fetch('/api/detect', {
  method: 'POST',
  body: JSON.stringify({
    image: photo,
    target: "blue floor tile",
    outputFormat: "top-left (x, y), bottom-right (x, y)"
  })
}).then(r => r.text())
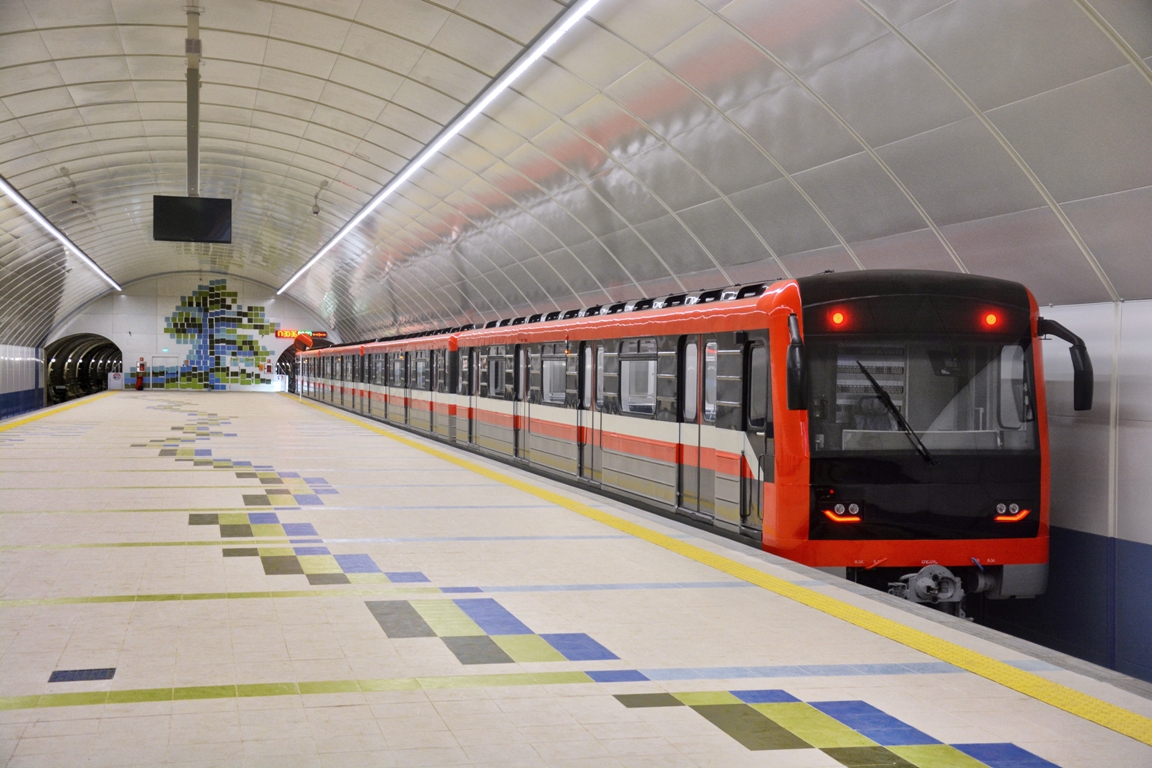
top-left (335, 554), bottom-right (382, 573)
top-left (294, 494), bottom-right (323, 505)
top-left (811, 701), bottom-right (939, 746)
top-left (247, 512), bottom-right (280, 525)
top-left (49, 668), bottom-right (115, 682)
top-left (455, 598), bottom-right (532, 635)
top-left (384, 571), bottom-right (430, 583)
top-left (731, 690), bottom-right (800, 704)
top-left (282, 523), bottom-right (319, 536)
top-left (587, 670), bottom-right (648, 683)
top-left (953, 743), bottom-right (1059, 767)
top-left (294, 546), bottom-right (330, 555)
top-left (441, 587), bottom-right (483, 593)
top-left (540, 633), bottom-right (618, 661)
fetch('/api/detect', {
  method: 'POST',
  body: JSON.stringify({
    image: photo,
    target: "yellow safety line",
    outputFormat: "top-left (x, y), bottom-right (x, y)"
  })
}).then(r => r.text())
top-left (286, 394), bottom-right (1152, 746)
top-left (0, 391), bottom-right (114, 433)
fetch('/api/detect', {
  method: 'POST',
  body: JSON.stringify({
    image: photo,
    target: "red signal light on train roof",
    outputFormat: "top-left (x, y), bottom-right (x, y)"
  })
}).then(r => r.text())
top-left (983, 312), bottom-right (999, 327)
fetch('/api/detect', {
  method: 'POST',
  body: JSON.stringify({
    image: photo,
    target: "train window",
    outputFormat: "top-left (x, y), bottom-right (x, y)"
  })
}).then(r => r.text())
top-left (683, 341), bottom-right (698, 422)
top-left (620, 359), bottom-right (657, 415)
top-left (747, 344), bottom-right (770, 430)
top-left (542, 358), bottom-right (566, 404)
top-left (999, 345), bottom-right (1032, 429)
top-left (390, 354), bottom-right (406, 387)
top-left (488, 348), bottom-right (504, 399)
top-left (596, 346), bottom-right (606, 408)
top-left (704, 342), bottom-right (718, 422)
top-left (582, 346), bottom-right (592, 409)
top-left (518, 348), bottom-right (527, 401)
top-left (414, 353), bottom-right (430, 391)
top-left (459, 350), bottom-right (471, 396)
top-left (716, 344), bottom-right (744, 430)
top-left (806, 340), bottom-right (1037, 453)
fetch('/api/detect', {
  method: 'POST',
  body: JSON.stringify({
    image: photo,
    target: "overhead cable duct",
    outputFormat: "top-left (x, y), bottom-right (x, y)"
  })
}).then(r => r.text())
top-left (0, 173), bottom-right (121, 291)
top-left (186, 2), bottom-right (201, 197)
top-left (277, 0), bottom-right (603, 295)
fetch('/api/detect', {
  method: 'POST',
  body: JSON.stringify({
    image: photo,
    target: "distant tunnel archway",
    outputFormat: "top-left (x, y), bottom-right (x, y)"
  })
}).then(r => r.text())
top-left (276, 336), bottom-right (332, 393)
top-left (45, 334), bottom-right (122, 405)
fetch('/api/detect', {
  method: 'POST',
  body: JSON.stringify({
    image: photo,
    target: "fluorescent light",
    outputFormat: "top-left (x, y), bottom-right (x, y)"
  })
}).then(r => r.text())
top-left (0, 173), bottom-right (121, 291)
top-left (277, 0), bottom-right (603, 295)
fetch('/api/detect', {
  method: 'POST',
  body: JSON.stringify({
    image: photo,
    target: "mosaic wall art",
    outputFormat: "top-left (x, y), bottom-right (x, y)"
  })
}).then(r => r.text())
top-left (162, 279), bottom-right (278, 389)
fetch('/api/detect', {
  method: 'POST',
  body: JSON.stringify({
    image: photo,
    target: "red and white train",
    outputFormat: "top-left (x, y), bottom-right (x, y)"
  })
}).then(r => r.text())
top-left (298, 270), bottom-right (1093, 609)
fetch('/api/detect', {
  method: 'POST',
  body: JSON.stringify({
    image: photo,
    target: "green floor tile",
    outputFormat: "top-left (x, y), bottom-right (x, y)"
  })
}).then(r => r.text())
top-left (410, 599), bottom-right (485, 636)
top-left (492, 634), bottom-right (566, 662)
top-left (888, 745), bottom-right (990, 768)
top-left (0, 696), bottom-right (40, 711)
top-left (752, 702), bottom-right (877, 748)
top-left (615, 693), bottom-right (684, 708)
top-left (307, 573), bottom-right (350, 585)
top-left (220, 524), bottom-right (253, 538)
top-left (236, 682), bottom-right (299, 697)
top-left (261, 556), bottom-right (304, 575)
top-left (108, 688), bottom-right (174, 704)
top-left (297, 680), bottom-right (359, 694)
top-left (173, 685), bottom-right (237, 700)
top-left (218, 512), bottom-right (248, 525)
top-left (242, 495), bottom-right (271, 507)
top-left (442, 635), bottom-right (514, 665)
top-left (674, 691), bottom-right (742, 706)
top-left (366, 600), bottom-right (436, 638)
top-left (692, 704), bottom-right (811, 751)
top-left (358, 678), bottom-right (420, 692)
top-left (824, 746), bottom-right (919, 767)
top-left (37, 692), bottom-right (109, 708)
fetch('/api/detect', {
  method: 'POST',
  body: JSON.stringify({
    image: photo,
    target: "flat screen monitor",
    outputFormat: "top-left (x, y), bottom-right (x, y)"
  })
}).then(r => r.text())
top-left (153, 195), bottom-right (232, 243)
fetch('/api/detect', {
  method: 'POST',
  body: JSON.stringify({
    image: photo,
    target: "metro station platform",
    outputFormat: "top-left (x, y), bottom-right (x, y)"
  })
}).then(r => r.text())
top-left (2, 392), bottom-right (1150, 768)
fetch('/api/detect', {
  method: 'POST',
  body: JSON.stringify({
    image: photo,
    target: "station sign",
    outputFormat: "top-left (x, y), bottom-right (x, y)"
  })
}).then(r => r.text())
top-left (275, 330), bottom-right (328, 339)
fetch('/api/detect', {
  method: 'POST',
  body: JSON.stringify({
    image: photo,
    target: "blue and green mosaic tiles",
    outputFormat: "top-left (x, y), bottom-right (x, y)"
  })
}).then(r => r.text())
top-left (162, 279), bottom-right (278, 389)
top-left (366, 597), bottom-right (618, 666)
top-left (615, 690), bottom-right (1058, 767)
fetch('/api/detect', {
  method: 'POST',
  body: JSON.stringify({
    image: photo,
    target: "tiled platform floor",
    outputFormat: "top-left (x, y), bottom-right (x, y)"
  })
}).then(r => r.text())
top-left (1, 391), bottom-right (1150, 767)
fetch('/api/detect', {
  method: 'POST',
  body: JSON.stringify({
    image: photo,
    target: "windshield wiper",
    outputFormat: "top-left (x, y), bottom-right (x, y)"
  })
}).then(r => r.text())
top-left (855, 361), bottom-right (936, 465)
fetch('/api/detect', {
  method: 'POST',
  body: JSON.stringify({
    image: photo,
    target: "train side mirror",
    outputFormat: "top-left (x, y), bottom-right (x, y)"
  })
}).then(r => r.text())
top-left (786, 314), bottom-right (807, 411)
top-left (1039, 317), bottom-right (1093, 411)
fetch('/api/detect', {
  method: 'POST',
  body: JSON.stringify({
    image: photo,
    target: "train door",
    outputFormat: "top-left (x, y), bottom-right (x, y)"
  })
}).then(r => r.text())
top-left (358, 353), bottom-right (366, 415)
top-left (741, 334), bottom-right (772, 534)
top-left (577, 343), bottom-right (599, 482)
top-left (351, 355), bottom-right (359, 412)
top-left (461, 348), bottom-right (475, 444)
top-left (678, 337), bottom-right (705, 517)
top-left (366, 354), bottom-right (373, 415)
top-left (513, 345), bottom-right (527, 461)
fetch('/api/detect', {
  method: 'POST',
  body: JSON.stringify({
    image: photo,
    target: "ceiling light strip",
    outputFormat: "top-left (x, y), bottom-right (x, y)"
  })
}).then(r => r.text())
top-left (0, 173), bottom-right (121, 291)
top-left (277, 0), bottom-right (603, 295)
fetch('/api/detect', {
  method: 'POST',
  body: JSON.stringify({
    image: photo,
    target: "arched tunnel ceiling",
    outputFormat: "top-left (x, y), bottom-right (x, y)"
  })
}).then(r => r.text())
top-left (2, 0), bottom-right (1151, 346)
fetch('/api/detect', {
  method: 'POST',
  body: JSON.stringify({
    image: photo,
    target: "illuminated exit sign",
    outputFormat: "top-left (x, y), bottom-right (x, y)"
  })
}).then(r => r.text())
top-left (276, 330), bottom-right (328, 339)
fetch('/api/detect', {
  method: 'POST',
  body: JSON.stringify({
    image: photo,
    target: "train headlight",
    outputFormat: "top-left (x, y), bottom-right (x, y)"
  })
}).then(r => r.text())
top-left (834, 503), bottom-right (846, 515)
top-left (995, 502), bottom-right (1031, 522)
top-left (848, 503), bottom-right (859, 515)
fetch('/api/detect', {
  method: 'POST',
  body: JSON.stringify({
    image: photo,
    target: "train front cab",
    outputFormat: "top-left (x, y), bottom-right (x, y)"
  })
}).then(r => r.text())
top-left (766, 271), bottom-right (1080, 609)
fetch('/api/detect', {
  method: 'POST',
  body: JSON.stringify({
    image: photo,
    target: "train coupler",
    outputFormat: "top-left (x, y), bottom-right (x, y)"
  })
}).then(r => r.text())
top-left (889, 565), bottom-right (965, 608)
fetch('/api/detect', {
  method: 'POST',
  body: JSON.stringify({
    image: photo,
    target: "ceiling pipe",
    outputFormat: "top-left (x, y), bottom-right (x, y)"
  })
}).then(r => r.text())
top-left (186, 2), bottom-right (202, 197)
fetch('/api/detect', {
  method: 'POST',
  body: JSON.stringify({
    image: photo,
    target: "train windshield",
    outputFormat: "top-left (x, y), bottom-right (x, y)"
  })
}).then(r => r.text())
top-left (806, 338), bottom-right (1038, 454)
